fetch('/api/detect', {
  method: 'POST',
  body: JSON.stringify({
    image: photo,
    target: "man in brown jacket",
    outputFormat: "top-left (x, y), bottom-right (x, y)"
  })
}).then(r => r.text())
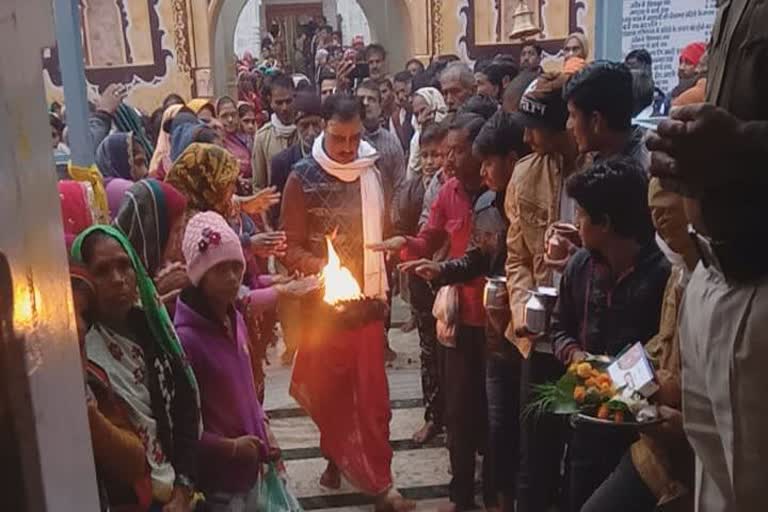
top-left (504, 73), bottom-right (579, 512)
top-left (252, 74), bottom-right (298, 190)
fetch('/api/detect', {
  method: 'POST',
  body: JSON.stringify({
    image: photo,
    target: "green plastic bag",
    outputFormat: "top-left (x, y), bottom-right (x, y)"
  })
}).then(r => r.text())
top-left (248, 463), bottom-right (303, 512)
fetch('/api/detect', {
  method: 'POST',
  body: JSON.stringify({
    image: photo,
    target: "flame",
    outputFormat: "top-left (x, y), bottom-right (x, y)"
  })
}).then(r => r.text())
top-left (321, 237), bottom-right (362, 305)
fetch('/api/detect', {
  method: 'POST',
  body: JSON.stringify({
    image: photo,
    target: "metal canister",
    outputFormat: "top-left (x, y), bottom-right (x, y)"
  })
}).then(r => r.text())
top-left (483, 276), bottom-right (509, 311)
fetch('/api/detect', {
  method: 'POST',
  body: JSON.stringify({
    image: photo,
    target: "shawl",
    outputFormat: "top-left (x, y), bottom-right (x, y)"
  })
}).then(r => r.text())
top-left (165, 143), bottom-right (240, 216)
top-left (312, 133), bottom-right (388, 299)
top-left (408, 87), bottom-right (447, 178)
top-left (149, 104), bottom-right (184, 179)
top-left (68, 162), bottom-right (110, 223)
top-left (72, 226), bottom-right (200, 501)
top-left (115, 103), bottom-right (154, 158)
top-left (271, 113), bottom-right (297, 138)
top-left (113, 179), bottom-right (188, 276)
top-left (413, 87), bottom-right (448, 127)
top-left (95, 133), bottom-right (134, 181)
top-left (58, 180), bottom-right (97, 249)
top-left (71, 225), bottom-right (199, 393)
top-left (105, 178), bottom-right (134, 219)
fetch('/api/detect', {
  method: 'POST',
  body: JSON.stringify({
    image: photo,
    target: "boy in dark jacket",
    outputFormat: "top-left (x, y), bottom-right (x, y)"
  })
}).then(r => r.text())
top-left (400, 110), bottom-right (529, 511)
top-left (550, 158), bottom-right (670, 511)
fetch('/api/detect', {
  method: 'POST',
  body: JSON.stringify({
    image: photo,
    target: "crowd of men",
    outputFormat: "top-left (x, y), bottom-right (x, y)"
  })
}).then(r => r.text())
top-left (27, 2), bottom-right (768, 510)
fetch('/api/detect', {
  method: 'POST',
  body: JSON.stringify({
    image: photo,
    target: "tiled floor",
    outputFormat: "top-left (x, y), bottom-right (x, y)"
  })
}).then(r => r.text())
top-left (264, 299), bottom-right (455, 511)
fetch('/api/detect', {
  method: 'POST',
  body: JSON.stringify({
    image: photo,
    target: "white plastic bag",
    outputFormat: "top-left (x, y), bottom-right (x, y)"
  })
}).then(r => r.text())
top-left (432, 285), bottom-right (459, 348)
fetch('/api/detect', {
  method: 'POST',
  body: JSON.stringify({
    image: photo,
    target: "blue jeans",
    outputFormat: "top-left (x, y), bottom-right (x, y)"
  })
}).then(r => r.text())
top-left (485, 351), bottom-right (522, 510)
top-left (581, 452), bottom-right (657, 512)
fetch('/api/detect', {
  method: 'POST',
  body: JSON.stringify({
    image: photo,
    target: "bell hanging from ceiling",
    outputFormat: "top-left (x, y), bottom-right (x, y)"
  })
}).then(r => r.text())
top-left (508, 0), bottom-right (541, 41)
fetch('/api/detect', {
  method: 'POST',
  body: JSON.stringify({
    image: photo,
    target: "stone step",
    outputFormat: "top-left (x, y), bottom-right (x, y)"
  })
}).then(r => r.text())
top-left (285, 447), bottom-right (450, 504)
top-left (271, 406), bottom-right (442, 454)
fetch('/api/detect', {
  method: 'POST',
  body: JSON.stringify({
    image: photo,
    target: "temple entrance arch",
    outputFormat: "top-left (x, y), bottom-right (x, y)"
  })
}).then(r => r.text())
top-left (209, 0), bottom-right (416, 96)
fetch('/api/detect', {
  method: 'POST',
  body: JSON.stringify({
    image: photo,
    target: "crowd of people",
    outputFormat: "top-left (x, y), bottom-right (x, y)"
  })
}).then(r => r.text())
top-left (42, 1), bottom-right (768, 510)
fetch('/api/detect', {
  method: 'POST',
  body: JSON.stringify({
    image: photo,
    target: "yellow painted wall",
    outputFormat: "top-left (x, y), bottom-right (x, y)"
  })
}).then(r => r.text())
top-left (45, 0), bottom-right (596, 114)
top-left (45, 0), bottom-right (211, 115)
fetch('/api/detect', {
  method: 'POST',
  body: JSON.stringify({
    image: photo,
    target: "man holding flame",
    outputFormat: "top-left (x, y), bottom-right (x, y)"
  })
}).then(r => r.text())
top-left (280, 93), bottom-right (414, 511)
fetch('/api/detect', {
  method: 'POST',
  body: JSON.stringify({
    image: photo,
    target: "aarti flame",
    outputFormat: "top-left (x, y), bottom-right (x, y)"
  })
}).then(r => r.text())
top-left (322, 237), bottom-right (362, 305)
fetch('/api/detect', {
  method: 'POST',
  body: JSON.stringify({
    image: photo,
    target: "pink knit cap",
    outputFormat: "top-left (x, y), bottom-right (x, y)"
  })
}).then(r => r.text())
top-left (182, 211), bottom-right (245, 286)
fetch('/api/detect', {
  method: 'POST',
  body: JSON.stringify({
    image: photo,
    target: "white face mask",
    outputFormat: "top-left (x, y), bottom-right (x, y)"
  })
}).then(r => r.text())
top-left (656, 232), bottom-right (685, 267)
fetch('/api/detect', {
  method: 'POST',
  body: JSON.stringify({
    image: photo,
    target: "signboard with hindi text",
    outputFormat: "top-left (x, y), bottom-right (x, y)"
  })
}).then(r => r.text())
top-left (622, 0), bottom-right (716, 94)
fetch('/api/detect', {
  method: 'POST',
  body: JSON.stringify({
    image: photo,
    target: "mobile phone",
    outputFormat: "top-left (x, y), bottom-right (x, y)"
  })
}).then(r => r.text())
top-left (350, 63), bottom-right (369, 81)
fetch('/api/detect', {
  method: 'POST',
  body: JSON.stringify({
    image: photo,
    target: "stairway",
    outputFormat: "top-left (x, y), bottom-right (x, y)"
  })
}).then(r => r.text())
top-left (264, 302), bottom-right (453, 511)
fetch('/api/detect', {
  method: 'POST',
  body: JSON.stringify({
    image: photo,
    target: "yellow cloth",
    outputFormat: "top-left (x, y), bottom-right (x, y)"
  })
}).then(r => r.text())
top-left (165, 143), bottom-right (240, 216)
top-left (187, 98), bottom-right (215, 115)
top-left (68, 162), bottom-right (109, 223)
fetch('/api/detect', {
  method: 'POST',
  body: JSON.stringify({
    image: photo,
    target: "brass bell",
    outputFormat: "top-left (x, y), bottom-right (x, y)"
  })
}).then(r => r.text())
top-left (508, 0), bottom-right (541, 40)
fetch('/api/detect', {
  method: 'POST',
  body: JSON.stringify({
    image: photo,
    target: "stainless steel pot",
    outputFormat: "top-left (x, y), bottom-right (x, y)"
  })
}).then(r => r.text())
top-left (483, 276), bottom-right (509, 311)
top-left (524, 286), bottom-right (558, 334)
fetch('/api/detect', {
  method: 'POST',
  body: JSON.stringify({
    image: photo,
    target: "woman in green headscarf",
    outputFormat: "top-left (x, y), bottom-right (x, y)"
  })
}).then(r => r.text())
top-left (72, 225), bottom-right (200, 511)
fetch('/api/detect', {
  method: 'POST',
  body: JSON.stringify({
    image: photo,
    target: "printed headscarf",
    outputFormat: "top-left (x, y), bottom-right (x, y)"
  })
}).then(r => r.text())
top-left (95, 133), bottom-right (135, 181)
top-left (165, 143), bottom-right (240, 216)
top-left (70, 225), bottom-right (199, 394)
top-left (113, 179), bottom-right (188, 276)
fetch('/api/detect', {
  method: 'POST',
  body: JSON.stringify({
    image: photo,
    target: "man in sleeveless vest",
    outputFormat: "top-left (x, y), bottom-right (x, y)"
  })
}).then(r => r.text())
top-left (280, 93), bottom-right (414, 512)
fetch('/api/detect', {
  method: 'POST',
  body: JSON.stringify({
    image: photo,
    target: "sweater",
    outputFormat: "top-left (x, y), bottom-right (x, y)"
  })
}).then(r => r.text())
top-left (174, 290), bottom-right (268, 494)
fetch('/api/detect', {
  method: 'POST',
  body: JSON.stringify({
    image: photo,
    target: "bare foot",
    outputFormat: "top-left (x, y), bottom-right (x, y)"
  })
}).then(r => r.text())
top-left (411, 421), bottom-right (439, 445)
top-left (280, 348), bottom-right (295, 366)
top-left (401, 315), bottom-right (417, 333)
top-left (385, 345), bottom-right (398, 363)
top-left (319, 461), bottom-right (341, 490)
top-left (375, 488), bottom-right (416, 512)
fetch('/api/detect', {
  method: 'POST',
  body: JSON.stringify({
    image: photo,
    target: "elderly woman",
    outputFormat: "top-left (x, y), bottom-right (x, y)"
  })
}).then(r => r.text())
top-left (407, 87), bottom-right (448, 179)
top-left (72, 226), bottom-right (200, 511)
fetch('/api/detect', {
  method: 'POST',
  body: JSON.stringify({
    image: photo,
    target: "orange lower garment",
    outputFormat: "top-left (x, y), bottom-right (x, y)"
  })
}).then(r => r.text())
top-left (290, 320), bottom-right (393, 495)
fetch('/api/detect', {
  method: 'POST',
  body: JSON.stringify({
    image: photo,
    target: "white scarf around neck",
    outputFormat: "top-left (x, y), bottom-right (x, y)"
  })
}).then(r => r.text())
top-left (312, 133), bottom-right (389, 299)
top-left (271, 113), bottom-right (297, 138)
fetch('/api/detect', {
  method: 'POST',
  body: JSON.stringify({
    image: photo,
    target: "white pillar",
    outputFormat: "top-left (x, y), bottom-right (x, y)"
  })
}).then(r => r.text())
top-left (0, 0), bottom-right (100, 510)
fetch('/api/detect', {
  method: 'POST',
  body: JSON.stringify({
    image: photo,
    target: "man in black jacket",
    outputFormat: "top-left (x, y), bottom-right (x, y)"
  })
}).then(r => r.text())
top-left (400, 110), bottom-right (529, 512)
top-left (550, 158), bottom-right (670, 511)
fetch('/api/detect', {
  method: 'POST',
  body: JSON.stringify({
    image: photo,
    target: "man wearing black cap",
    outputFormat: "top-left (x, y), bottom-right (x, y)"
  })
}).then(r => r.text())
top-left (504, 72), bottom-right (580, 512)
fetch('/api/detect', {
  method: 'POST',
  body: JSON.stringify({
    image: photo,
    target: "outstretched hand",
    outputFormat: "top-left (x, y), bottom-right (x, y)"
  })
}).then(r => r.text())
top-left (366, 236), bottom-right (407, 253)
top-left (236, 186), bottom-right (282, 216)
top-left (398, 259), bottom-right (441, 281)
